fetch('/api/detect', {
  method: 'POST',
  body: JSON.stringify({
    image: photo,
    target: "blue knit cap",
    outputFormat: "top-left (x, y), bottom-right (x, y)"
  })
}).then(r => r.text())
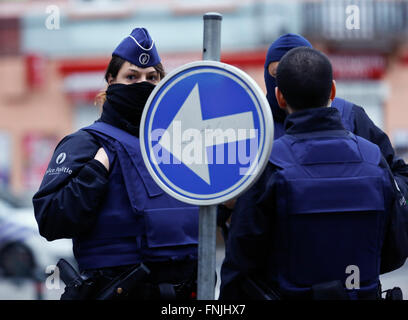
top-left (264, 34), bottom-right (313, 124)
top-left (112, 28), bottom-right (161, 68)
top-left (264, 33), bottom-right (312, 68)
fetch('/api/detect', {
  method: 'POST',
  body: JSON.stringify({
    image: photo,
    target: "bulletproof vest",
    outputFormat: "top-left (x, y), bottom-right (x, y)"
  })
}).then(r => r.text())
top-left (274, 122), bottom-right (285, 140)
top-left (74, 122), bottom-right (198, 271)
top-left (268, 130), bottom-right (389, 299)
top-left (273, 97), bottom-right (354, 140)
top-left (332, 97), bottom-right (355, 132)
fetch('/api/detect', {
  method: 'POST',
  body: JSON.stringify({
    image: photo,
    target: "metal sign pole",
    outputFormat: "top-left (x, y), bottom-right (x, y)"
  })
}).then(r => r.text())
top-left (203, 12), bottom-right (222, 61)
top-left (197, 205), bottom-right (218, 300)
top-left (197, 12), bottom-right (222, 300)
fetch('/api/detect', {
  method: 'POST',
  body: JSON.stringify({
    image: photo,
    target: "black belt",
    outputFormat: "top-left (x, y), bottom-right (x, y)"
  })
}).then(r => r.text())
top-left (81, 262), bottom-right (197, 300)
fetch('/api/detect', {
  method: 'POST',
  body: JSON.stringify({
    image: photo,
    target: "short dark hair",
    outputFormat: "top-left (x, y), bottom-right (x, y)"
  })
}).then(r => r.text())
top-left (276, 47), bottom-right (333, 110)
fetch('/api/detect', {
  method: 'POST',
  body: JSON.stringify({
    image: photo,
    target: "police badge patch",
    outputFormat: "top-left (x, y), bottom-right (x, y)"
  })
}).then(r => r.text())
top-left (139, 53), bottom-right (150, 65)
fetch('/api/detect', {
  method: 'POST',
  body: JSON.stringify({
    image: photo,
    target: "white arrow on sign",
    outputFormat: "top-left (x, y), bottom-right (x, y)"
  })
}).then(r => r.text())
top-left (158, 83), bottom-right (255, 185)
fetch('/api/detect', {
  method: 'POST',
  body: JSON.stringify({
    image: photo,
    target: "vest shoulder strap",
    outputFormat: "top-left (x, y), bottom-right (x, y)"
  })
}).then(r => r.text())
top-left (269, 135), bottom-right (297, 168)
top-left (332, 97), bottom-right (355, 132)
top-left (82, 121), bottom-right (140, 151)
top-left (82, 121), bottom-right (163, 199)
top-left (354, 135), bottom-right (382, 165)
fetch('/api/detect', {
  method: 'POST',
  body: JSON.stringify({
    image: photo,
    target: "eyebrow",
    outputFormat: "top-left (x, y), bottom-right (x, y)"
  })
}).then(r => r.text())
top-left (128, 68), bottom-right (158, 75)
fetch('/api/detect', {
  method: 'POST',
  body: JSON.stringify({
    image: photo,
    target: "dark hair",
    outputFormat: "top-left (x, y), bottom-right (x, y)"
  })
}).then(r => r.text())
top-left (276, 47), bottom-right (333, 110)
top-left (95, 55), bottom-right (166, 107)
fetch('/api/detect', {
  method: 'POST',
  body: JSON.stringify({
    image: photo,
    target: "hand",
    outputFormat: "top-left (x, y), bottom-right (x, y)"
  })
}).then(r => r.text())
top-left (94, 147), bottom-right (109, 172)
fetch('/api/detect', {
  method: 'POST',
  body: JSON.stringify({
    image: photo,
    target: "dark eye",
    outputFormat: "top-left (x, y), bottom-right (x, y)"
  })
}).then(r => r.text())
top-left (127, 75), bottom-right (136, 80)
top-left (148, 75), bottom-right (158, 81)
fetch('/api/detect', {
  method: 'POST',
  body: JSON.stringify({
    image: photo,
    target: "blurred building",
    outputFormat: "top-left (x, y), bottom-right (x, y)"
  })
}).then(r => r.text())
top-left (0, 0), bottom-right (407, 197)
top-left (302, 0), bottom-right (408, 161)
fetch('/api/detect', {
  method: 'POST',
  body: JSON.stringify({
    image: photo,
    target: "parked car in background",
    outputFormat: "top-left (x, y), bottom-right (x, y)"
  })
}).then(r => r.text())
top-left (0, 189), bottom-right (75, 282)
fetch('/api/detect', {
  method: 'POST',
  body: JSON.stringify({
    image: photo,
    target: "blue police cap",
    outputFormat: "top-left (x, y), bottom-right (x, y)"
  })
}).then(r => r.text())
top-left (112, 28), bottom-right (161, 68)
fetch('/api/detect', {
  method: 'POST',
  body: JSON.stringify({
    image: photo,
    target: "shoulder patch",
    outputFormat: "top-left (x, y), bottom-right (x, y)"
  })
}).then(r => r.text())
top-left (44, 130), bottom-right (100, 178)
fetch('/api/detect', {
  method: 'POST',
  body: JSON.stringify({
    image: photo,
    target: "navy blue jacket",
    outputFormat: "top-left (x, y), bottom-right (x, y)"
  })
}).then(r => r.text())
top-left (219, 107), bottom-right (408, 300)
top-left (33, 129), bottom-right (109, 241)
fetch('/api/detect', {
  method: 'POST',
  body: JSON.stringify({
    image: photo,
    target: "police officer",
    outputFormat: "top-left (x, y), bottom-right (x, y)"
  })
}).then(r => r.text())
top-left (33, 28), bottom-right (199, 300)
top-left (219, 47), bottom-right (408, 300)
top-left (217, 33), bottom-right (408, 237)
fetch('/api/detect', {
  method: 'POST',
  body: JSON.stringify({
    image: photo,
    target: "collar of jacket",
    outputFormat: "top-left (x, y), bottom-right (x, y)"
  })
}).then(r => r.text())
top-left (98, 100), bottom-right (140, 137)
top-left (284, 106), bottom-right (346, 135)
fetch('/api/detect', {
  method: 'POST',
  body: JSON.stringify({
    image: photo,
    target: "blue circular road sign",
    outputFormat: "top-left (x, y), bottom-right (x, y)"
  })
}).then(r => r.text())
top-left (140, 61), bottom-right (273, 205)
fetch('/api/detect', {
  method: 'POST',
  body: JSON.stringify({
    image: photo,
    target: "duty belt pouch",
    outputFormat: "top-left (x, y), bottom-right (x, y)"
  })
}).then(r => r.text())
top-left (384, 287), bottom-right (403, 300)
top-left (312, 280), bottom-right (350, 300)
top-left (94, 263), bottom-right (151, 300)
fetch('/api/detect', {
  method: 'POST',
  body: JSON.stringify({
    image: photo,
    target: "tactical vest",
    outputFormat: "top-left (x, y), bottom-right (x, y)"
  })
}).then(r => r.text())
top-left (74, 122), bottom-right (199, 271)
top-left (273, 97), bottom-right (354, 140)
top-left (268, 130), bottom-right (389, 299)
top-left (332, 97), bottom-right (355, 132)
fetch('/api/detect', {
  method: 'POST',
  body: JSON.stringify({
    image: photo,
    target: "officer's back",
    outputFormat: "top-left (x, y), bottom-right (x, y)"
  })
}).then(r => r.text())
top-left (219, 47), bottom-right (408, 300)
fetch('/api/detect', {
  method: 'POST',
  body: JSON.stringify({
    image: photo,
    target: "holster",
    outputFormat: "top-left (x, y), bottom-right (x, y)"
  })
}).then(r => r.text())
top-left (57, 259), bottom-right (94, 300)
top-left (60, 282), bottom-right (94, 300)
top-left (57, 259), bottom-right (151, 300)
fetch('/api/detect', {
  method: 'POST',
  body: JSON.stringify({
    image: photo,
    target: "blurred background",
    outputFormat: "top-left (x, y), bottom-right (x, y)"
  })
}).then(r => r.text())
top-left (0, 0), bottom-right (407, 300)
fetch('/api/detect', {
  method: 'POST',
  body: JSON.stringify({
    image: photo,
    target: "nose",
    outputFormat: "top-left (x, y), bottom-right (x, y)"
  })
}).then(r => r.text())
top-left (137, 75), bottom-right (147, 83)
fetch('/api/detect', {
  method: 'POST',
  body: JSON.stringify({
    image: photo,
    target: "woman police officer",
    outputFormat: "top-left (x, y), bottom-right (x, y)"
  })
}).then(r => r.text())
top-left (32, 28), bottom-right (199, 299)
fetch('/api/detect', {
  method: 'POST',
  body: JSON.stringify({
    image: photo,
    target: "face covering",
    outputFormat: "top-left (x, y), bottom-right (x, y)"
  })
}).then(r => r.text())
top-left (264, 70), bottom-right (287, 123)
top-left (101, 81), bottom-right (156, 136)
top-left (264, 33), bottom-right (313, 124)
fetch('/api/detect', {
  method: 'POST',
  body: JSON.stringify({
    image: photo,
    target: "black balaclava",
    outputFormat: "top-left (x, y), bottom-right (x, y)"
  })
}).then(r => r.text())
top-left (264, 33), bottom-right (313, 124)
top-left (101, 81), bottom-right (155, 137)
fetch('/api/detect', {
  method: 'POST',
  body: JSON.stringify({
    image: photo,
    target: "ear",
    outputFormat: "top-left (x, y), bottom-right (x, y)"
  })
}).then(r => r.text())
top-left (275, 87), bottom-right (288, 110)
top-left (330, 80), bottom-right (336, 102)
top-left (107, 74), bottom-right (115, 85)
